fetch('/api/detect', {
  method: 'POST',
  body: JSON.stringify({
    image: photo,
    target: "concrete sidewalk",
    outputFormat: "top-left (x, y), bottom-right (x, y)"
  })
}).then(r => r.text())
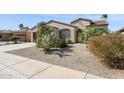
top-left (0, 43), bottom-right (35, 52)
top-left (0, 43), bottom-right (105, 79)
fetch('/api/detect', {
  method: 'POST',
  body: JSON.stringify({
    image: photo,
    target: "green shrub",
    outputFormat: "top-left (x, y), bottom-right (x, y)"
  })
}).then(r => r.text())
top-left (88, 35), bottom-right (124, 69)
top-left (59, 39), bottom-right (68, 48)
top-left (65, 39), bottom-right (73, 44)
top-left (85, 27), bottom-right (110, 43)
top-left (77, 32), bottom-right (85, 43)
top-left (77, 27), bottom-right (110, 44)
top-left (36, 22), bottom-right (61, 53)
top-left (9, 35), bottom-right (20, 44)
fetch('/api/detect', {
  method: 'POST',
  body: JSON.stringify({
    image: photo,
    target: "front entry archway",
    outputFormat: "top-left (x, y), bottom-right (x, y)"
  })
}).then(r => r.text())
top-left (33, 32), bottom-right (37, 42)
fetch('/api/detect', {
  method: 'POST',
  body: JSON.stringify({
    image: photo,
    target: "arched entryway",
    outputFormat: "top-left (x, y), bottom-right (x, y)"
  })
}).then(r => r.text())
top-left (33, 32), bottom-right (37, 42)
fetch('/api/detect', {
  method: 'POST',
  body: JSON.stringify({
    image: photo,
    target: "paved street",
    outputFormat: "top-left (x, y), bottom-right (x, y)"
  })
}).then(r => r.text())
top-left (0, 43), bottom-right (105, 79)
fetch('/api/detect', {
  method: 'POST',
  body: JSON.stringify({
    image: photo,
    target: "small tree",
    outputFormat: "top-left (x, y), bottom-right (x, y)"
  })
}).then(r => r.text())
top-left (77, 27), bottom-right (110, 44)
top-left (36, 22), bottom-right (60, 53)
top-left (9, 35), bottom-right (20, 44)
top-left (101, 14), bottom-right (108, 20)
top-left (19, 24), bottom-right (24, 30)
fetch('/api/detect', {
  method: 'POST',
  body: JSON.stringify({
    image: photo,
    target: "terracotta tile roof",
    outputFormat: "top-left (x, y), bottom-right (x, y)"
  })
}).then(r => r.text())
top-left (93, 20), bottom-right (108, 26)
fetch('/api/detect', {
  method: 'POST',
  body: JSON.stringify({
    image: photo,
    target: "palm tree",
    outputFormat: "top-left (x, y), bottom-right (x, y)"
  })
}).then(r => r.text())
top-left (19, 24), bottom-right (24, 30)
top-left (101, 14), bottom-right (108, 20)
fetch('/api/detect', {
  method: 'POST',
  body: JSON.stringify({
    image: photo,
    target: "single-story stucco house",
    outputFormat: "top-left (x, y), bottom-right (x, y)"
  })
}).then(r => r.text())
top-left (0, 18), bottom-right (108, 43)
top-left (31, 18), bottom-right (108, 43)
top-left (0, 28), bottom-right (33, 42)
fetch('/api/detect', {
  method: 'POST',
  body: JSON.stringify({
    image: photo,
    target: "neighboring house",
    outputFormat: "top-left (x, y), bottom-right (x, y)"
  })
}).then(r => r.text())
top-left (0, 30), bottom-right (13, 41)
top-left (93, 20), bottom-right (108, 29)
top-left (0, 18), bottom-right (109, 43)
top-left (0, 29), bottom-right (33, 42)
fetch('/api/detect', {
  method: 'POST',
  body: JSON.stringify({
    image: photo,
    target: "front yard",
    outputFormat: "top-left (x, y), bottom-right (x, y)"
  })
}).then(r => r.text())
top-left (7, 44), bottom-right (124, 79)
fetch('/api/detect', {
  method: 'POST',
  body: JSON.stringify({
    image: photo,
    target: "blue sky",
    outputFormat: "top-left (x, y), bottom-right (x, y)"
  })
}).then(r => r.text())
top-left (0, 14), bottom-right (123, 31)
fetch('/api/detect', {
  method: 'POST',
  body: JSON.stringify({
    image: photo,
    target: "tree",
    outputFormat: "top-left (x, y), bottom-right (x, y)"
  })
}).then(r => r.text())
top-left (77, 27), bottom-right (110, 44)
top-left (85, 27), bottom-right (110, 43)
top-left (19, 24), bottom-right (24, 30)
top-left (101, 14), bottom-right (108, 20)
top-left (36, 22), bottom-right (60, 53)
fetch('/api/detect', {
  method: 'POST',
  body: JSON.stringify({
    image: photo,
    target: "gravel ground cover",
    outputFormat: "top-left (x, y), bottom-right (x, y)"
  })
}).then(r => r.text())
top-left (7, 44), bottom-right (124, 79)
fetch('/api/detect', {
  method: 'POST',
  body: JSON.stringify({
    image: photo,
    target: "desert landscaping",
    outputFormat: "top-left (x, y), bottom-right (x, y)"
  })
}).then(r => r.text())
top-left (1, 14), bottom-right (124, 79)
top-left (6, 43), bottom-right (124, 79)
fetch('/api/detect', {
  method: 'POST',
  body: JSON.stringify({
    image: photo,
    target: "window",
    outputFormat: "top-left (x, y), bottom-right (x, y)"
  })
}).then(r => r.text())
top-left (0, 35), bottom-right (2, 39)
top-left (59, 29), bottom-right (71, 39)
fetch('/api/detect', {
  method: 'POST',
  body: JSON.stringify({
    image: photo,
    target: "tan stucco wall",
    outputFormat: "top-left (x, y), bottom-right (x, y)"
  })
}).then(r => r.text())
top-left (0, 30), bottom-right (33, 42)
top-left (71, 20), bottom-right (91, 30)
top-left (0, 33), bottom-right (12, 41)
top-left (71, 20), bottom-right (108, 30)
top-left (47, 22), bottom-right (78, 43)
top-left (13, 31), bottom-right (26, 42)
top-left (26, 31), bottom-right (33, 42)
top-left (13, 30), bottom-right (33, 42)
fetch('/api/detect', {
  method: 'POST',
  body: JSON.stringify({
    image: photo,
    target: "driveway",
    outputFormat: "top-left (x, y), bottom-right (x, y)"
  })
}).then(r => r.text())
top-left (0, 43), bottom-right (104, 79)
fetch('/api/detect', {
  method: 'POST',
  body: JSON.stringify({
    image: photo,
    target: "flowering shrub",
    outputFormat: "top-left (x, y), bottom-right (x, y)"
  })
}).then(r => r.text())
top-left (36, 22), bottom-right (61, 53)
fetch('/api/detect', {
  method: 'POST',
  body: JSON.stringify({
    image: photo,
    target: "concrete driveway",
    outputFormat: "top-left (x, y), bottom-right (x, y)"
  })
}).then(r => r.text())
top-left (0, 43), bottom-right (105, 79)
